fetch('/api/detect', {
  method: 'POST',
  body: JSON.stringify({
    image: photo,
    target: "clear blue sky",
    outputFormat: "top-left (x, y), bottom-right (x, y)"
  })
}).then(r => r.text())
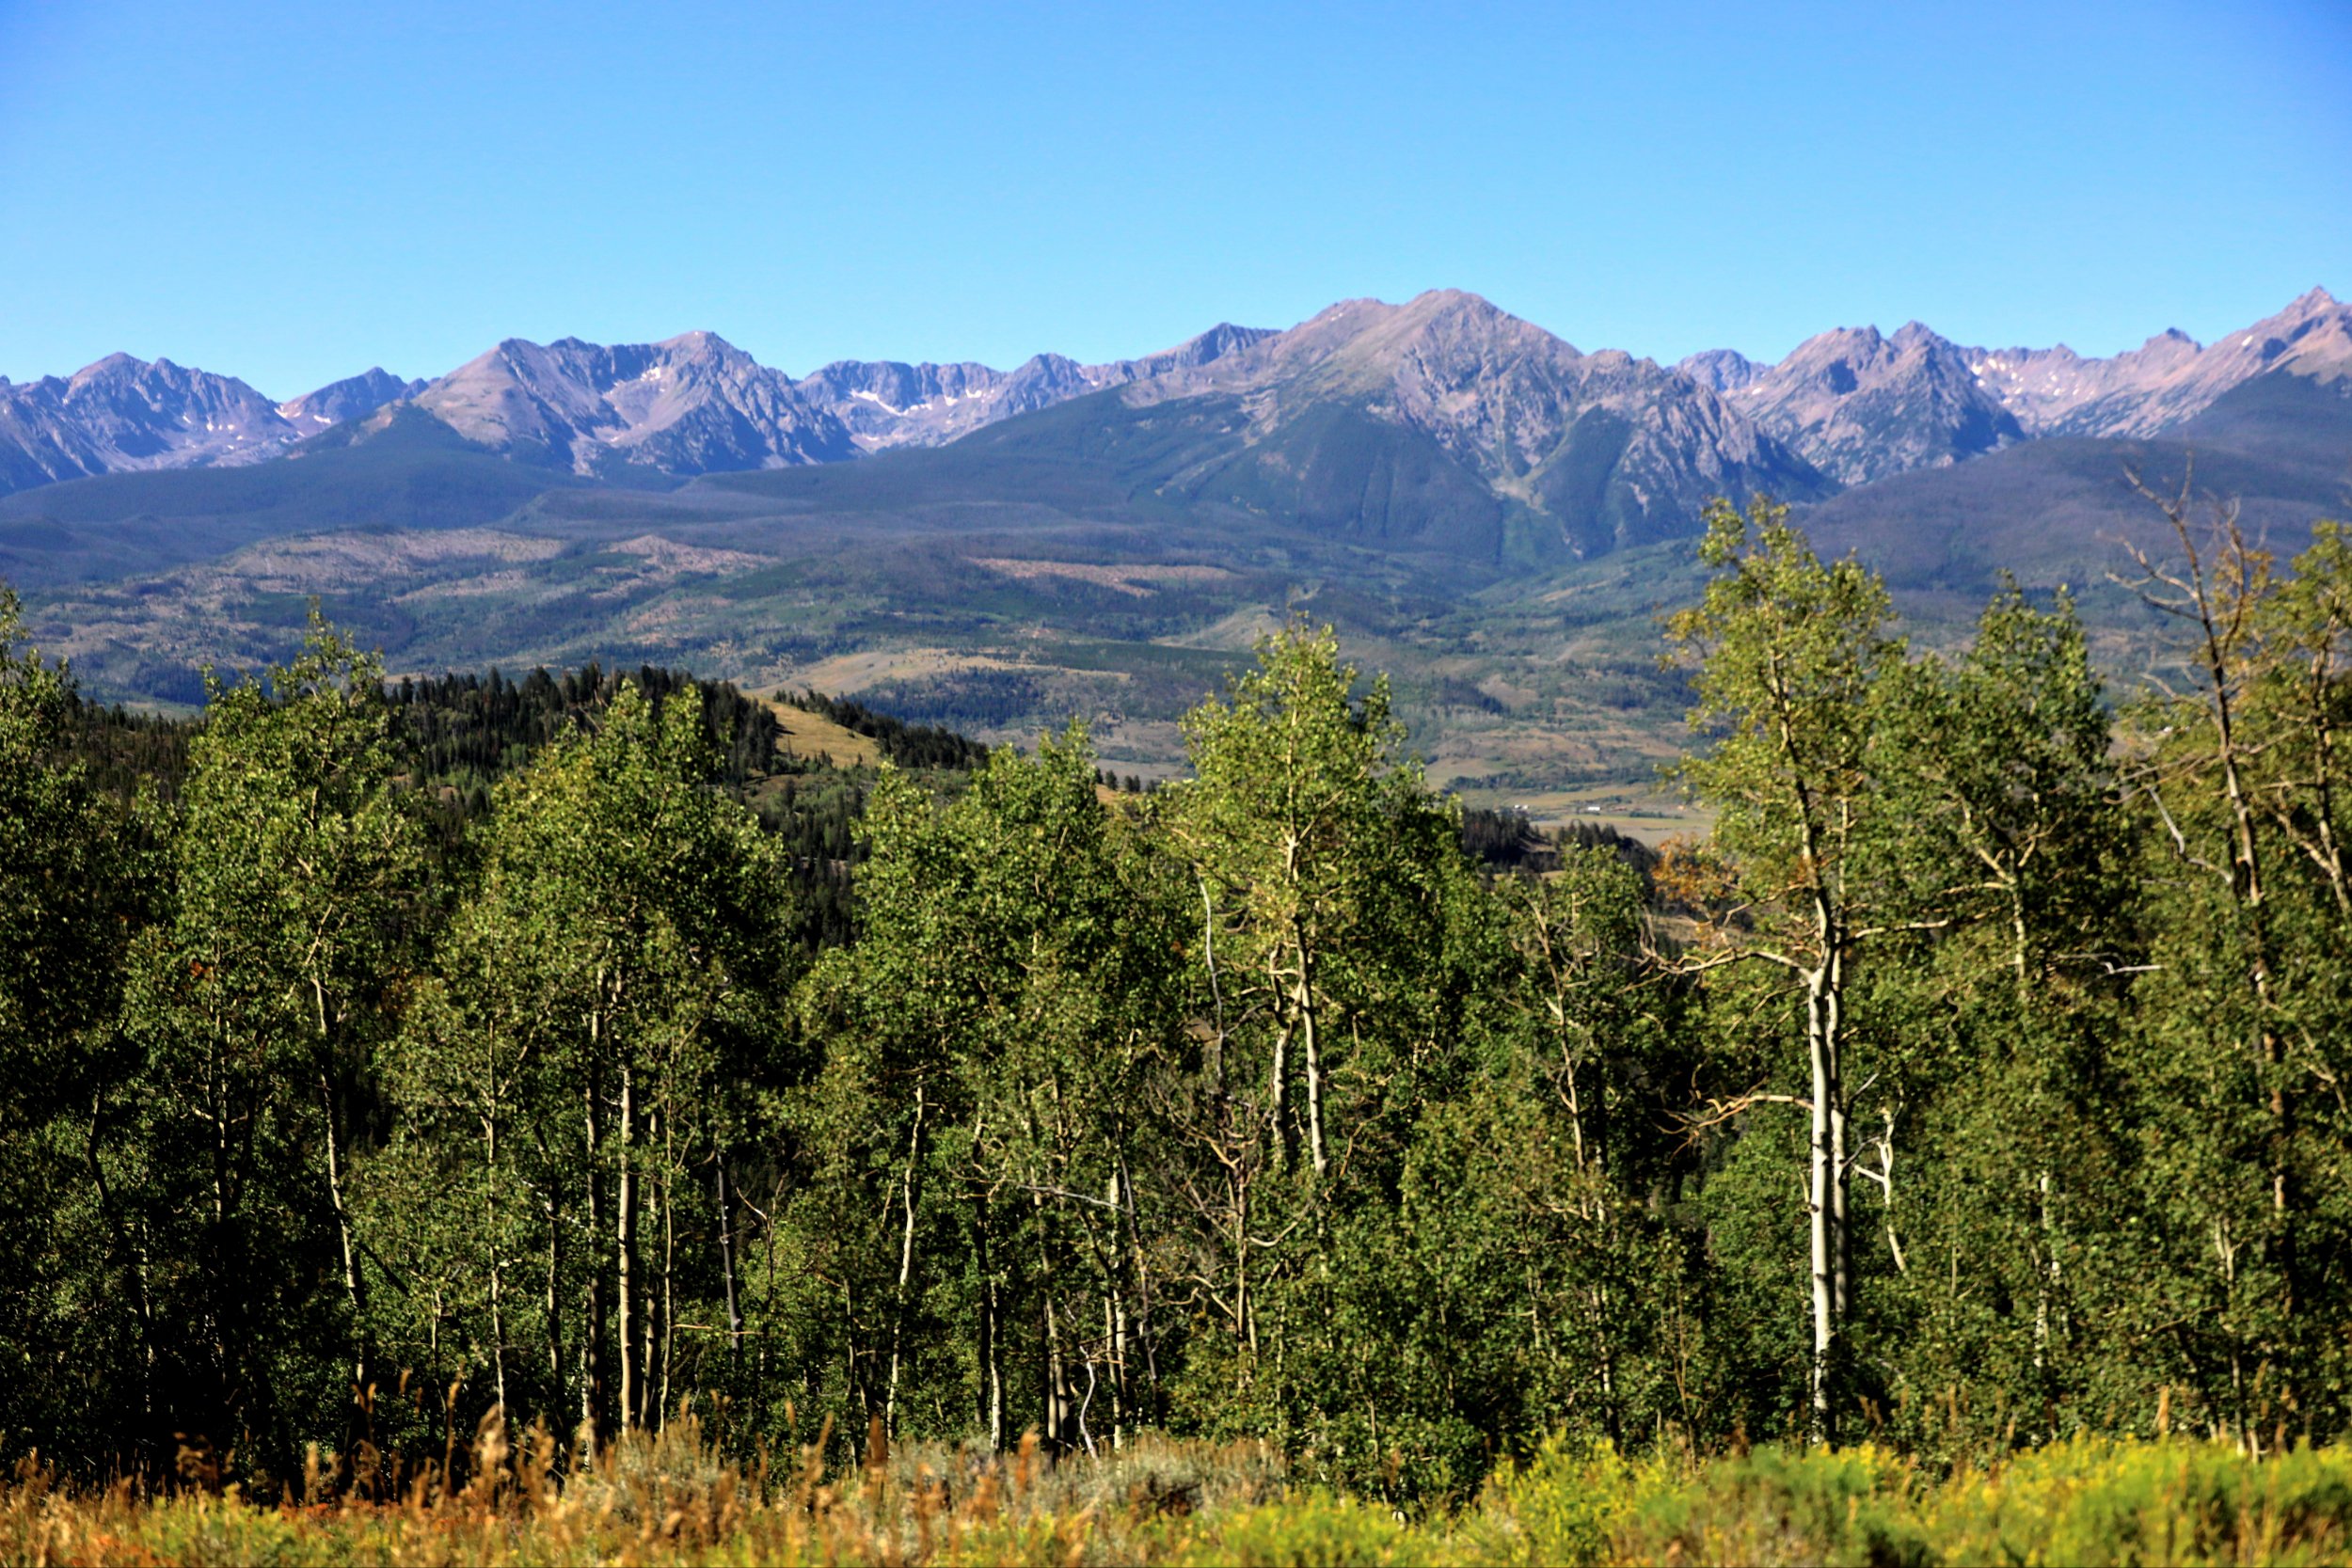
top-left (3, 0), bottom-right (2347, 400)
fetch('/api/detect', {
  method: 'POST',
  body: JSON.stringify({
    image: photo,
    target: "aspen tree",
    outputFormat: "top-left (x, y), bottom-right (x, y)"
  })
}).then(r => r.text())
top-left (0, 590), bottom-right (154, 1466)
top-left (389, 682), bottom-right (788, 1441)
top-left (1670, 497), bottom-right (1905, 1444)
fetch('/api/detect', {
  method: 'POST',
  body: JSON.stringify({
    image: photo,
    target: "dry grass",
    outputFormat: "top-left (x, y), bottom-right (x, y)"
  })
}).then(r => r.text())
top-left (967, 560), bottom-right (1236, 598)
top-left (10, 1421), bottom-right (2352, 1566)
top-left (0, 1414), bottom-right (1286, 1568)
top-left (766, 700), bottom-right (889, 768)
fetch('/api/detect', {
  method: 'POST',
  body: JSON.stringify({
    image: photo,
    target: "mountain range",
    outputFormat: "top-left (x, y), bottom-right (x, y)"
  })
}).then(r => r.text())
top-left (3, 286), bottom-right (2345, 797)
top-left (7, 287), bottom-right (2343, 516)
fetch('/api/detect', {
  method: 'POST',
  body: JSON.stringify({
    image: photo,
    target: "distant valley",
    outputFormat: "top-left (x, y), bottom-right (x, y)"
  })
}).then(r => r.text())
top-left (4, 286), bottom-right (2346, 801)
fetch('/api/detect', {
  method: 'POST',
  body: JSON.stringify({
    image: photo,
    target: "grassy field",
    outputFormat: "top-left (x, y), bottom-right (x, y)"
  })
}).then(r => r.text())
top-left (766, 698), bottom-right (888, 769)
top-left (9, 1424), bottom-right (2352, 1566)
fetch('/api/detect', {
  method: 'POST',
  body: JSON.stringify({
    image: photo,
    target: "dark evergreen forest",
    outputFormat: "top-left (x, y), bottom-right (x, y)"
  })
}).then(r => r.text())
top-left (2, 493), bottom-right (2348, 1506)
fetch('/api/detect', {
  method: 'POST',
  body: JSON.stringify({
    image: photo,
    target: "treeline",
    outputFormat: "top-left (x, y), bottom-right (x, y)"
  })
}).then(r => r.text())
top-left (392, 662), bottom-right (785, 803)
top-left (2, 490), bottom-right (2349, 1506)
top-left (788, 689), bottom-right (992, 771)
top-left (45, 665), bottom-right (973, 954)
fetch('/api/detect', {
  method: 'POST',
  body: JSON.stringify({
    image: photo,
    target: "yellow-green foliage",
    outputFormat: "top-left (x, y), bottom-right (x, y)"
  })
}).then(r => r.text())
top-left (8, 1426), bottom-right (2352, 1566)
top-left (1926, 1438), bottom-right (2352, 1567)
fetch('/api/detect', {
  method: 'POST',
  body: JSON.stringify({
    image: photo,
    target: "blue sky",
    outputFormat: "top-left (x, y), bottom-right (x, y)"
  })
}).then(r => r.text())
top-left (3, 0), bottom-right (2346, 399)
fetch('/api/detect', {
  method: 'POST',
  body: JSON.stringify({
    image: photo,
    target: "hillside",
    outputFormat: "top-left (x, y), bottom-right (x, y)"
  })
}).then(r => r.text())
top-left (1799, 367), bottom-right (2352, 595)
top-left (0, 408), bottom-right (589, 589)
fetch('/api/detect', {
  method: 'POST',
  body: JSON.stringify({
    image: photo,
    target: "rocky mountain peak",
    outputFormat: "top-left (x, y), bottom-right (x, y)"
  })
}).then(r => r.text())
top-left (1677, 348), bottom-right (1761, 394)
top-left (1963, 288), bottom-right (2349, 437)
top-left (0, 352), bottom-right (298, 493)
top-left (411, 333), bottom-right (856, 477)
top-left (2, 287), bottom-right (2337, 514)
top-left (1089, 289), bottom-right (1821, 558)
top-left (1722, 320), bottom-right (2023, 485)
top-left (66, 352), bottom-right (150, 392)
top-left (791, 324), bottom-right (1279, 453)
top-left (280, 368), bottom-right (423, 430)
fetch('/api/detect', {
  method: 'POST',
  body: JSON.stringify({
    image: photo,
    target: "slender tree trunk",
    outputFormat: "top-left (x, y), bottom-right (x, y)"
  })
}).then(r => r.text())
top-left (312, 976), bottom-right (370, 1395)
top-left (1295, 931), bottom-right (1328, 1180)
top-left (1236, 1163), bottom-right (1256, 1365)
top-left (1268, 1013), bottom-right (1292, 1173)
top-left (883, 1082), bottom-right (926, 1434)
top-left (657, 1107), bottom-right (675, 1427)
top-left (582, 1057), bottom-right (605, 1444)
top-left (486, 1114), bottom-right (507, 1414)
top-left (318, 1069), bottom-right (369, 1390)
top-left (716, 1160), bottom-right (742, 1364)
top-left (1107, 1171), bottom-right (1130, 1449)
top-left (1040, 1274), bottom-right (1070, 1454)
top-left (1115, 1152), bottom-right (1160, 1401)
top-left (1805, 952), bottom-right (1847, 1446)
top-left (545, 1189), bottom-right (564, 1388)
top-left (617, 1061), bottom-right (638, 1430)
top-left (973, 1186), bottom-right (1004, 1450)
top-left (2180, 530), bottom-right (2297, 1325)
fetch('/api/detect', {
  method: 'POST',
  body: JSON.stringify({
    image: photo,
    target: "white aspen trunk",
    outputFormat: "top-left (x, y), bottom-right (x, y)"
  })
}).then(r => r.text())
top-left (312, 976), bottom-right (368, 1394)
top-left (1116, 1153), bottom-right (1160, 1395)
top-left (1200, 879), bottom-right (1229, 1096)
top-left (617, 1061), bottom-right (637, 1432)
top-left (1806, 964), bottom-right (1839, 1446)
top-left (582, 1005), bottom-right (604, 1443)
top-left (545, 1193), bottom-right (563, 1388)
top-left (1235, 1164), bottom-right (1256, 1364)
top-left (2193, 563), bottom-right (2295, 1264)
top-left (2034, 1166), bottom-right (2058, 1423)
top-left (657, 1107), bottom-right (675, 1426)
top-left (974, 1190), bottom-right (1004, 1450)
top-left (1041, 1290), bottom-right (1070, 1453)
top-left (716, 1161), bottom-right (742, 1361)
top-left (1296, 941), bottom-right (1328, 1180)
top-left (1268, 1010), bottom-right (1292, 1172)
top-left (1106, 1172), bottom-right (1129, 1449)
top-left (486, 1115), bottom-right (506, 1414)
top-left (883, 1082), bottom-right (925, 1433)
top-left (319, 1068), bottom-right (366, 1391)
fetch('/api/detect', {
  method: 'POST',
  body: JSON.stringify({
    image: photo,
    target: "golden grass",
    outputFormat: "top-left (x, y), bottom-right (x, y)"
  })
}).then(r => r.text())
top-left (9, 1420), bottom-right (2352, 1568)
top-left (766, 700), bottom-right (888, 769)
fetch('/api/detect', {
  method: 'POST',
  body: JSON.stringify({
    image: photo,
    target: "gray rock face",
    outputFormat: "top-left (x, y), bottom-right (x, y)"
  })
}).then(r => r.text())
top-left (279, 368), bottom-right (425, 431)
top-left (1676, 347), bottom-right (1762, 394)
top-left (4, 289), bottom-right (2339, 507)
top-left (793, 323), bottom-right (1277, 451)
top-left (1966, 287), bottom-right (2351, 436)
top-left (1707, 322), bottom-right (2029, 485)
top-left (1677, 287), bottom-right (2352, 487)
top-left (0, 355), bottom-right (296, 495)
top-left (1115, 290), bottom-right (1829, 555)
top-left (409, 331), bottom-right (859, 477)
